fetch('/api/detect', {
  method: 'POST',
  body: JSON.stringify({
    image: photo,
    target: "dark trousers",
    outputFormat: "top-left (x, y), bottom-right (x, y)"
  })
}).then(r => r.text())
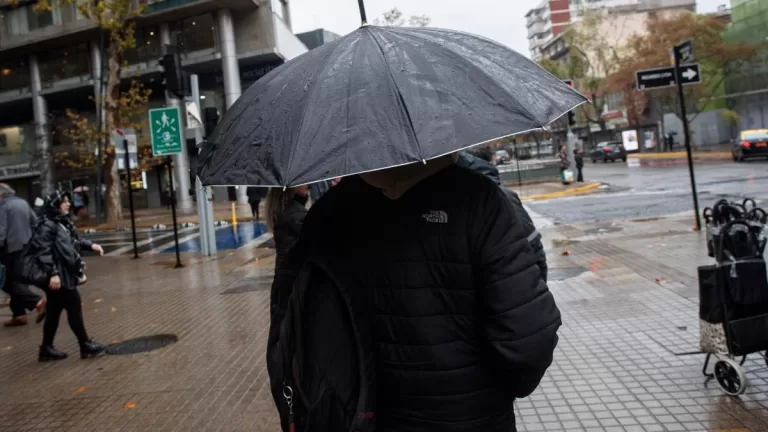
top-left (250, 199), bottom-right (261, 220)
top-left (2, 251), bottom-right (42, 318)
top-left (43, 287), bottom-right (88, 347)
top-left (577, 167), bottom-right (584, 182)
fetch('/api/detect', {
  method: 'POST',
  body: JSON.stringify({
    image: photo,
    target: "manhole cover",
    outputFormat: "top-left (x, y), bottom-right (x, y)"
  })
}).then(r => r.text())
top-left (106, 334), bottom-right (178, 355)
top-left (221, 276), bottom-right (273, 295)
top-left (548, 267), bottom-right (588, 281)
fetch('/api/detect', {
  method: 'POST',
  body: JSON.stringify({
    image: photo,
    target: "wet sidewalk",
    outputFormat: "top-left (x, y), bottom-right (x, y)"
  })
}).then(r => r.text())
top-left (2, 214), bottom-right (768, 431)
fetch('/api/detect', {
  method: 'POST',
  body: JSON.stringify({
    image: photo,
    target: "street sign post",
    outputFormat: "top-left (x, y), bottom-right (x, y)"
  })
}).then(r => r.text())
top-left (149, 107), bottom-right (183, 157)
top-left (636, 42), bottom-right (702, 231)
top-left (635, 63), bottom-right (701, 90)
top-left (673, 41), bottom-right (701, 231)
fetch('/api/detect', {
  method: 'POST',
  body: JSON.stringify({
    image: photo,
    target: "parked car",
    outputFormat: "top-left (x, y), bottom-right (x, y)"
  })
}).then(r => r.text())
top-left (590, 141), bottom-right (627, 163)
top-left (492, 149), bottom-right (511, 165)
top-left (732, 129), bottom-right (768, 162)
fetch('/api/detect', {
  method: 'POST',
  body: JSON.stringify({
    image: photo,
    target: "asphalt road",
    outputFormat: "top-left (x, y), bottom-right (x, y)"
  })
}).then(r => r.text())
top-left (526, 158), bottom-right (768, 224)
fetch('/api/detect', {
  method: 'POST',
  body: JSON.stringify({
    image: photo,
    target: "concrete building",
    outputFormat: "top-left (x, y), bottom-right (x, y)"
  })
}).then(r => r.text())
top-left (526, 0), bottom-right (571, 60)
top-left (724, 0), bottom-right (768, 132)
top-left (0, 0), bottom-right (307, 210)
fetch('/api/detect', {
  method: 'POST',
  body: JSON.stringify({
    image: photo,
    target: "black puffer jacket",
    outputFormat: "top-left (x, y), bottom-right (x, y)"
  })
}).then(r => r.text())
top-left (272, 194), bottom-right (308, 274)
top-left (22, 215), bottom-right (91, 290)
top-left (457, 151), bottom-right (548, 281)
top-left (272, 166), bottom-right (561, 432)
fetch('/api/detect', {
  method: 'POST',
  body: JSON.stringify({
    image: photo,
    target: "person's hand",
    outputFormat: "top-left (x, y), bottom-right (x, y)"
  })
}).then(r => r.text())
top-left (49, 275), bottom-right (61, 291)
top-left (91, 244), bottom-right (104, 256)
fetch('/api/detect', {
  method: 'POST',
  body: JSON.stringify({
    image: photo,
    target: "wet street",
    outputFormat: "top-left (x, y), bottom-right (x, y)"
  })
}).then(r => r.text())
top-left (526, 159), bottom-right (768, 224)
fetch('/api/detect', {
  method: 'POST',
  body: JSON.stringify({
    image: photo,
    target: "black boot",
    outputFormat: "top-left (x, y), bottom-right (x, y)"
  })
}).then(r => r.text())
top-left (80, 340), bottom-right (107, 359)
top-left (39, 345), bottom-right (68, 362)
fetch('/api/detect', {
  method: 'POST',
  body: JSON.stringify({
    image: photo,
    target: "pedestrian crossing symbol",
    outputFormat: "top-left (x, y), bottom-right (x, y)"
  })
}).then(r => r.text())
top-left (149, 107), bottom-right (183, 157)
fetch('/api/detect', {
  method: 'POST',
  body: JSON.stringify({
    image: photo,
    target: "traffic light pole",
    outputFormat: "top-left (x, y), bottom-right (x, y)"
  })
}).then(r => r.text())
top-left (123, 138), bottom-right (139, 259)
top-left (674, 52), bottom-right (702, 231)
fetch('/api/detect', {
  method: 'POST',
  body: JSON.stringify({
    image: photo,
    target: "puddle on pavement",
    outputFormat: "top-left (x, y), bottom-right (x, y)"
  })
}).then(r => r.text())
top-left (220, 276), bottom-right (274, 295)
top-left (106, 334), bottom-right (179, 355)
top-left (548, 267), bottom-right (588, 281)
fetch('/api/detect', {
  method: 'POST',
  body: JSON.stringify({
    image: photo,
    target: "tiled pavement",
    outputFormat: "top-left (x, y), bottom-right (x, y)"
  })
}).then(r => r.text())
top-left (1, 214), bottom-right (768, 431)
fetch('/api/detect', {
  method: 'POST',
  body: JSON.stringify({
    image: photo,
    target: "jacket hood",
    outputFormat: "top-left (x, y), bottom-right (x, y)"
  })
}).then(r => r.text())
top-left (42, 191), bottom-right (71, 221)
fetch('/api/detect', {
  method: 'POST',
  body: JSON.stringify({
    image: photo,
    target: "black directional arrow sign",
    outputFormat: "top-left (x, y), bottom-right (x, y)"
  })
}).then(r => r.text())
top-left (636, 63), bottom-right (701, 90)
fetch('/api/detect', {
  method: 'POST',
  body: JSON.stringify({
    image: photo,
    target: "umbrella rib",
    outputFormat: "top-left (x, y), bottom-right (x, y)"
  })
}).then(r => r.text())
top-left (365, 27), bottom-right (425, 162)
top-left (283, 38), bottom-right (350, 186)
top-left (382, 27), bottom-right (567, 128)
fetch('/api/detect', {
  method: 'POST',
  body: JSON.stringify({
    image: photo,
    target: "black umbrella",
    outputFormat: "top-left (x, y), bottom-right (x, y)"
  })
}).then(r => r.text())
top-left (198, 1), bottom-right (588, 187)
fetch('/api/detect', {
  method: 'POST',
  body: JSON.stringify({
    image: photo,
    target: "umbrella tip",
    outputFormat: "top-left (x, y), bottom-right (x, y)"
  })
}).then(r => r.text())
top-left (282, 186), bottom-right (287, 192)
top-left (422, 159), bottom-right (427, 165)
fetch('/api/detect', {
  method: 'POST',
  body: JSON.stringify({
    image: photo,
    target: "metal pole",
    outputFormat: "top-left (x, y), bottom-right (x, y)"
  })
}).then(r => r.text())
top-left (675, 53), bottom-right (702, 231)
top-left (123, 138), bottom-right (139, 259)
top-left (357, 0), bottom-right (368, 24)
top-left (190, 74), bottom-right (215, 257)
top-left (514, 141), bottom-right (523, 189)
top-left (167, 157), bottom-right (184, 268)
top-left (94, 31), bottom-right (106, 225)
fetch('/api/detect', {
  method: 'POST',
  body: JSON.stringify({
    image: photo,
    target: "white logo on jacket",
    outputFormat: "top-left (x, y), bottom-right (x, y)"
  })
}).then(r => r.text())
top-left (421, 210), bottom-right (448, 224)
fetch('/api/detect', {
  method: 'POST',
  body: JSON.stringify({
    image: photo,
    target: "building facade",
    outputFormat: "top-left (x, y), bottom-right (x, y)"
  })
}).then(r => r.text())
top-left (0, 0), bottom-right (307, 209)
top-left (724, 0), bottom-right (768, 131)
top-left (526, 0), bottom-right (571, 60)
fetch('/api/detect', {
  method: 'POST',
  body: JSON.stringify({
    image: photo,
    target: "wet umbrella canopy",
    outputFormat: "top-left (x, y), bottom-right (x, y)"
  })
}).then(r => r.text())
top-left (197, 4), bottom-right (587, 187)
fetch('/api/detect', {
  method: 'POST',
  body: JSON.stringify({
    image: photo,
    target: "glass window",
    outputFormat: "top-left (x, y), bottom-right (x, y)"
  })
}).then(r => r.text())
top-left (4, 7), bottom-right (30, 36)
top-left (38, 43), bottom-right (90, 84)
top-left (26, 4), bottom-right (62, 31)
top-left (179, 14), bottom-right (216, 53)
top-left (124, 26), bottom-right (161, 65)
top-left (0, 57), bottom-right (30, 92)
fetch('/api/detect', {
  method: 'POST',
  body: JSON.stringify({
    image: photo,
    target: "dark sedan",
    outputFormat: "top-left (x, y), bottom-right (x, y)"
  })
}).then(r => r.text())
top-left (733, 129), bottom-right (768, 162)
top-left (590, 141), bottom-right (627, 163)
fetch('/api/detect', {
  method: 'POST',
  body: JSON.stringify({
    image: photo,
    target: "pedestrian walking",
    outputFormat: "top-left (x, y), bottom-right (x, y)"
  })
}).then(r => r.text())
top-left (0, 183), bottom-right (45, 327)
top-left (574, 148), bottom-right (585, 182)
top-left (246, 186), bottom-right (266, 220)
top-left (265, 186), bottom-right (308, 273)
top-left (23, 191), bottom-right (106, 361)
top-left (269, 157), bottom-right (561, 432)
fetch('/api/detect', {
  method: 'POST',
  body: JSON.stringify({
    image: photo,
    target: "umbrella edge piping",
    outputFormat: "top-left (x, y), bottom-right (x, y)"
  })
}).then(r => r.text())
top-left (201, 100), bottom-right (589, 189)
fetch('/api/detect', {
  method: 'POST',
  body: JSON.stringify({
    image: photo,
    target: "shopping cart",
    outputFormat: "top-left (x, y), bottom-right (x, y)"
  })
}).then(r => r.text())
top-left (699, 198), bottom-right (768, 395)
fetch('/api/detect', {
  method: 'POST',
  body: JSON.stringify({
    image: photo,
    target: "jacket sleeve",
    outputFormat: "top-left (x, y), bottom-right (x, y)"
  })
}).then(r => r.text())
top-left (34, 222), bottom-right (60, 278)
top-left (0, 206), bottom-right (6, 251)
top-left (472, 184), bottom-right (561, 399)
top-left (75, 232), bottom-right (93, 251)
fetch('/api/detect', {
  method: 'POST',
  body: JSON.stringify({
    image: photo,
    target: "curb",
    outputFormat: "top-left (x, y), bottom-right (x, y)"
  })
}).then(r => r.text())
top-left (521, 182), bottom-right (602, 202)
top-left (628, 152), bottom-right (731, 160)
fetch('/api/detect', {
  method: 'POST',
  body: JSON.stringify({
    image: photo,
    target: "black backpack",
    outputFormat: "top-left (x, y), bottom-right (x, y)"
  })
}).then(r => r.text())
top-left (275, 258), bottom-right (376, 432)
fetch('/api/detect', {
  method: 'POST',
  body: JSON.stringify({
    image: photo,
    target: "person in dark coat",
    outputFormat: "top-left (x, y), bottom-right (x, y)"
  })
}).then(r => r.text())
top-left (268, 155), bottom-right (561, 432)
top-left (0, 183), bottom-right (45, 327)
top-left (246, 187), bottom-right (266, 220)
top-left (574, 148), bottom-right (585, 182)
top-left (266, 186), bottom-right (309, 272)
top-left (26, 191), bottom-right (106, 362)
top-left (456, 150), bottom-right (548, 281)
top-left (558, 144), bottom-right (570, 184)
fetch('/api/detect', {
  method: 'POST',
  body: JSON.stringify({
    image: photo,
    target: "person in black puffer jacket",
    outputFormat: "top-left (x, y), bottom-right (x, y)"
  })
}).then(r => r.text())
top-left (24, 191), bottom-right (107, 362)
top-left (268, 155), bottom-right (561, 432)
top-left (457, 149), bottom-right (548, 281)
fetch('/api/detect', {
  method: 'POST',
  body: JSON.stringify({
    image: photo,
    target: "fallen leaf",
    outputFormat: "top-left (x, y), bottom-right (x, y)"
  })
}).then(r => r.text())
top-left (94, 298), bottom-right (103, 303)
top-left (75, 386), bottom-right (88, 393)
top-left (561, 250), bottom-right (571, 256)
top-left (123, 401), bottom-right (137, 410)
top-left (110, 307), bottom-right (117, 313)
top-left (111, 340), bottom-right (120, 344)
top-left (654, 278), bottom-right (668, 285)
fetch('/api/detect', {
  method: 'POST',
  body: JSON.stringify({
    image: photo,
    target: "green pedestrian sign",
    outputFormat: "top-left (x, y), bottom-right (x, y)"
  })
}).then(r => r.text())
top-left (149, 107), bottom-right (183, 157)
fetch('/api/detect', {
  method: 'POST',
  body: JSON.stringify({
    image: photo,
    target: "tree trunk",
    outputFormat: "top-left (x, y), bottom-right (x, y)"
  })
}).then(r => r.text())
top-left (103, 41), bottom-right (123, 224)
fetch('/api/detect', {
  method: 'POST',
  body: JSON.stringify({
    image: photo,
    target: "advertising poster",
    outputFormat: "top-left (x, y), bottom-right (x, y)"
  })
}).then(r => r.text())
top-left (622, 129), bottom-right (639, 151)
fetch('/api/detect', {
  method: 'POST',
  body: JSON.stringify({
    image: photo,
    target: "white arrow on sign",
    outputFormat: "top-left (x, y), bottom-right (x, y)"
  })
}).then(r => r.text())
top-left (682, 68), bottom-right (698, 81)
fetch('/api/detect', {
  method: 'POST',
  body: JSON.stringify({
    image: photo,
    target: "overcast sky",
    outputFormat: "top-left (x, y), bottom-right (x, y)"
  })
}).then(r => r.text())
top-left (290, 0), bottom-right (730, 57)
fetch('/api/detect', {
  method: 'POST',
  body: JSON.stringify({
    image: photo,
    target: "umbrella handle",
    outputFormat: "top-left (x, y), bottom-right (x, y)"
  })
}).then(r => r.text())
top-left (357, 0), bottom-right (368, 25)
